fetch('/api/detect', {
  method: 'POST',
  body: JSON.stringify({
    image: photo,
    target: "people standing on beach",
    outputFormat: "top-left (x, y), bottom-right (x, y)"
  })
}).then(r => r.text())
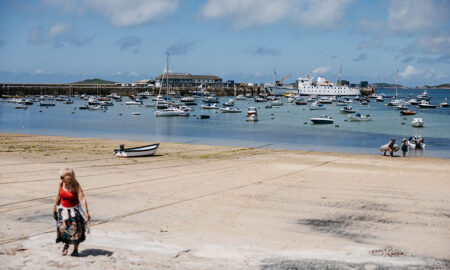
top-left (53, 168), bottom-right (90, 256)
top-left (388, 139), bottom-right (396, 157)
top-left (401, 138), bottom-right (408, 157)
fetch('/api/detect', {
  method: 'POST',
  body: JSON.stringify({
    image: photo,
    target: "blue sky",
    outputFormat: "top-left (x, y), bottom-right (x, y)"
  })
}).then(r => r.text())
top-left (0, 0), bottom-right (449, 86)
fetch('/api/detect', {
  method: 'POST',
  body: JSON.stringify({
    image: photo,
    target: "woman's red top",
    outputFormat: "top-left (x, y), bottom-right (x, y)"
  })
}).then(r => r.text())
top-left (60, 186), bottom-right (79, 207)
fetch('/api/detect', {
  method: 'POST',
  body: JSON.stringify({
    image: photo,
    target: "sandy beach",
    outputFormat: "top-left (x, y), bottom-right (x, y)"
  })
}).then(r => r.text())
top-left (0, 133), bottom-right (449, 269)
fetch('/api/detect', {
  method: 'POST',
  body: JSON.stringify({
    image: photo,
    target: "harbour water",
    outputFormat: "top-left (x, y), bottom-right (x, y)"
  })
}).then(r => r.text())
top-left (1, 88), bottom-right (449, 158)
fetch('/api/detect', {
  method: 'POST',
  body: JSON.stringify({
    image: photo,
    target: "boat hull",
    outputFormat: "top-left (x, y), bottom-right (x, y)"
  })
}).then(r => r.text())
top-left (114, 143), bottom-right (159, 157)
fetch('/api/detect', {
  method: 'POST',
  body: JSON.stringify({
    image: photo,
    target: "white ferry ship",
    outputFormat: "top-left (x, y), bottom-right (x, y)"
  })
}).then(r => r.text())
top-left (297, 75), bottom-right (360, 96)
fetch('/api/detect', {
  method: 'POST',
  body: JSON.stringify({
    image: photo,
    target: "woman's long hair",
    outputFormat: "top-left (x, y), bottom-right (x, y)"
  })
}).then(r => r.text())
top-left (59, 168), bottom-right (78, 192)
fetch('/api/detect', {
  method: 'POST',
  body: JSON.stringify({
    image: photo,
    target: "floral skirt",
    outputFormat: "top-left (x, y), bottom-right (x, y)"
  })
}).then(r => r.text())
top-left (56, 207), bottom-right (86, 245)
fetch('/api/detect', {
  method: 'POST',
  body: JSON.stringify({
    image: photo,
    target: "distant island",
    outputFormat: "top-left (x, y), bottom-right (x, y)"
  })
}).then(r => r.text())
top-left (71, 78), bottom-right (116, 84)
top-left (418, 83), bottom-right (450, 89)
top-left (370, 83), bottom-right (406, 89)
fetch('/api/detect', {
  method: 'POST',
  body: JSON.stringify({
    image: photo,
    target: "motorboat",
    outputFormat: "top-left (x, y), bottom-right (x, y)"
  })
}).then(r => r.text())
top-left (154, 107), bottom-right (189, 117)
top-left (340, 106), bottom-right (355, 113)
top-left (220, 107), bottom-right (242, 113)
top-left (295, 99), bottom-right (307, 105)
top-left (395, 105), bottom-right (408, 110)
top-left (64, 100), bottom-right (74, 104)
top-left (131, 112), bottom-right (141, 115)
top-left (265, 104), bottom-right (272, 109)
top-left (201, 103), bottom-right (219, 109)
top-left (247, 107), bottom-right (258, 121)
top-left (318, 97), bottom-right (334, 104)
top-left (89, 105), bottom-right (107, 111)
top-left (125, 100), bottom-right (142, 105)
top-left (271, 99), bottom-right (283, 106)
top-left (202, 96), bottom-right (219, 103)
top-left (180, 96), bottom-right (196, 103)
top-left (411, 118), bottom-right (424, 127)
top-left (236, 94), bottom-right (246, 100)
top-left (417, 90), bottom-right (430, 101)
top-left (99, 101), bottom-right (114, 106)
top-left (40, 102), bottom-right (55, 106)
top-left (440, 98), bottom-right (449, 108)
top-left (254, 96), bottom-right (267, 103)
top-left (407, 98), bottom-right (419, 105)
top-left (376, 95), bottom-right (385, 102)
top-left (348, 113), bottom-right (371, 121)
top-left (15, 105), bottom-right (28, 109)
top-left (309, 102), bottom-right (326, 110)
top-left (379, 143), bottom-right (399, 154)
top-left (223, 98), bottom-right (235, 107)
top-left (418, 100), bottom-right (436, 108)
top-left (88, 98), bottom-right (100, 105)
top-left (114, 143), bottom-right (159, 157)
top-left (78, 104), bottom-right (90, 110)
top-left (287, 97), bottom-right (295, 103)
top-left (335, 101), bottom-right (347, 106)
top-left (310, 115), bottom-right (333, 124)
top-left (360, 100), bottom-right (369, 105)
top-left (400, 110), bottom-right (417, 115)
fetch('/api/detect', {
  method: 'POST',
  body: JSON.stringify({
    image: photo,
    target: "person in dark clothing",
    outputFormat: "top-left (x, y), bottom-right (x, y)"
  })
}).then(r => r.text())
top-left (388, 139), bottom-right (396, 157)
top-left (401, 138), bottom-right (408, 157)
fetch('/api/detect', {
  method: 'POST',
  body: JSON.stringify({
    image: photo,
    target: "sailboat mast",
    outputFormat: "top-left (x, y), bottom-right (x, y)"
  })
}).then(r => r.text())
top-left (339, 65), bottom-right (342, 85)
top-left (166, 52), bottom-right (169, 97)
top-left (395, 69), bottom-right (398, 98)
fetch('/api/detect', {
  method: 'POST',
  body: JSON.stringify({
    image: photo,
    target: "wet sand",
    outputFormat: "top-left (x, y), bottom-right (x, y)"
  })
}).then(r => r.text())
top-left (0, 133), bottom-right (449, 269)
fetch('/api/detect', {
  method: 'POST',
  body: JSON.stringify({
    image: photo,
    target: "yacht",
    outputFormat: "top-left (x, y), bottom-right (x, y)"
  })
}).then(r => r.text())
top-left (310, 115), bottom-right (333, 124)
top-left (411, 118), bottom-right (424, 128)
top-left (440, 98), bottom-right (449, 108)
top-left (419, 100), bottom-right (436, 108)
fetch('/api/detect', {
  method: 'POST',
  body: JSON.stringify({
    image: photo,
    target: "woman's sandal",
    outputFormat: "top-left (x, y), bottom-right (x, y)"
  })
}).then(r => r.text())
top-left (62, 244), bottom-right (69, 256)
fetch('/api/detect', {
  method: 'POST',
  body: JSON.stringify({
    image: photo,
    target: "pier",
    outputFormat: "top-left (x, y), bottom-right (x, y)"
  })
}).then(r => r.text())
top-left (0, 83), bottom-right (266, 97)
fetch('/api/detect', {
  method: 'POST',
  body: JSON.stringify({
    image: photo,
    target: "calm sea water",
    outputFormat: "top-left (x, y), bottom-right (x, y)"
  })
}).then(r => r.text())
top-left (1, 88), bottom-right (449, 158)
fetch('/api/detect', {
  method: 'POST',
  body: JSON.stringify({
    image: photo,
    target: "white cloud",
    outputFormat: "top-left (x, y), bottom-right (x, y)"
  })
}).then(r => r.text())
top-left (415, 31), bottom-right (450, 55)
top-left (356, 17), bottom-right (382, 34)
top-left (44, 0), bottom-right (179, 27)
top-left (295, 0), bottom-right (354, 30)
top-left (28, 22), bottom-right (93, 47)
top-left (127, 71), bottom-right (139, 77)
top-left (387, 0), bottom-right (447, 33)
top-left (198, 0), bottom-right (354, 29)
top-left (398, 65), bottom-right (422, 79)
top-left (32, 69), bottom-right (46, 75)
top-left (312, 65), bottom-right (331, 74)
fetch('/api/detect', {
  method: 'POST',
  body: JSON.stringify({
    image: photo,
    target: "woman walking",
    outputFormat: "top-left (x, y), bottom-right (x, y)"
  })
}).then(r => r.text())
top-left (53, 168), bottom-right (90, 256)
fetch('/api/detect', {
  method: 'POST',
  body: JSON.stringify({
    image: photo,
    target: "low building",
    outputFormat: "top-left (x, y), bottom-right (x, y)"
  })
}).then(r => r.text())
top-left (156, 73), bottom-right (222, 88)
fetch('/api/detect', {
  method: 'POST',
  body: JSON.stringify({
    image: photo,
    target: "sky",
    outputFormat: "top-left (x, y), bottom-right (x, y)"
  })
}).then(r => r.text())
top-left (0, 0), bottom-right (449, 87)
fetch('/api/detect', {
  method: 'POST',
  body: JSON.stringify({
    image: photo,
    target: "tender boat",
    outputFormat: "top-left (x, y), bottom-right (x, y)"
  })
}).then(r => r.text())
top-left (223, 98), bottom-right (235, 107)
top-left (247, 107), bottom-right (258, 121)
top-left (154, 107), bottom-right (189, 117)
top-left (408, 137), bottom-right (426, 150)
top-left (125, 100), bottom-right (142, 105)
top-left (400, 110), bottom-right (417, 115)
top-left (379, 143), bottom-right (399, 153)
top-left (271, 99), bottom-right (283, 106)
top-left (220, 107), bottom-right (242, 113)
top-left (340, 106), bottom-right (355, 113)
top-left (201, 103), bottom-right (219, 109)
top-left (411, 118), bottom-right (424, 128)
top-left (309, 102), bottom-right (326, 110)
top-left (348, 113), bottom-right (371, 121)
top-left (418, 100), bottom-right (436, 108)
top-left (310, 115), bottom-right (333, 124)
top-left (40, 102), bottom-right (55, 106)
top-left (114, 143), bottom-right (159, 157)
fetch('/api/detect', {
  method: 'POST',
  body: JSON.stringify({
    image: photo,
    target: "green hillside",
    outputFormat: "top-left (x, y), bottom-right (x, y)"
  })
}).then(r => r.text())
top-left (423, 84), bottom-right (450, 89)
top-left (371, 83), bottom-right (405, 88)
top-left (71, 78), bottom-right (117, 84)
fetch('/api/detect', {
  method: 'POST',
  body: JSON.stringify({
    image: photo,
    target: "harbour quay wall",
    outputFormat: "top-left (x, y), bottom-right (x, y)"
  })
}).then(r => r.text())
top-left (0, 83), bottom-right (266, 97)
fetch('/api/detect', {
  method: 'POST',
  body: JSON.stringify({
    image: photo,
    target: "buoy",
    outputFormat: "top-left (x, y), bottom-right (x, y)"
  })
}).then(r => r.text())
top-left (401, 122), bottom-right (405, 124)
top-left (344, 119), bottom-right (348, 122)
top-left (304, 122), bottom-right (307, 124)
top-left (335, 125), bottom-right (339, 127)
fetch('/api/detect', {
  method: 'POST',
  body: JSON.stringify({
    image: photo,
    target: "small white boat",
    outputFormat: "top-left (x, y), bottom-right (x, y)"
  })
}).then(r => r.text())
top-left (395, 105), bottom-right (408, 110)
top-left (379, 143), bottom-right (399, 153)
top-left (376, 95), bottom-right (385, 102)
top-left (408, 98), bottom-right (419, 105)
top-left (220, 107), bottom-right (242, 113)
top-left (287, 97), bottom-right (295, 103)
top-left (114, 143), bottom-right (159, 157)
top-left (309, 102), bottom-right (326, 110)
top-left (310, 115), bottom-right (333, 124)
top-left (247, 107), bottom-right (258, 121)
top-left (201, 103), bottom-right (219, 109)
top-left (15, 105), bottom-right (28, 109)
top-left (408, 141), bottom-right (426, 150)
top-left (125, 101), bottom-right (142, 105)
top-left (348, 113), bottom-right (372, 121)
top-left (418, 100), bottom-right (436, 108)
top-left (236, 95), bottom-right (246, 100)
top-left (440, 98), bottom-right (449, 108)
top-left (411, 118), bottom-right (424, 128)
top-left (271, 99), bottom-right (283, 106)
top-left (154, 107), bottom-right (189, 117)
top-left (180, 96), bottom-right (196, 103)
top-left (340, 106), bottom-right (355, 113)
top-left (223, 98), bottom-right (235, 107)
top-left (131, 112), bottom-right (141, 115)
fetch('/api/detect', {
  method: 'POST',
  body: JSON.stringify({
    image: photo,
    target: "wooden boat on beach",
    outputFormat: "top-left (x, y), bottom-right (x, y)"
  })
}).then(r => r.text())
top-left (114, 143), bottom-right (159, 157)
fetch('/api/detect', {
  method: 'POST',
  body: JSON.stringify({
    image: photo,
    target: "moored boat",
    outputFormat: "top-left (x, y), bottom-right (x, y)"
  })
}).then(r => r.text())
top-left (247, 107), bottom-right (258, 121)
top-left (419, 100), bottom-right (436, 108)
top-left (114, 143), bottom-right (159, 157)
top-left (348, 113), bottom-right (371, 121)
top-left (411, 118), bottom-right (424, 128)
top-left (220, 107), bottom-right (242, 113)
top-left (340, 106), bottom-right (355, 113)
top-left (440, 98), bottom-right (449, 108)
top-left (310, 115), bottom-right (333, 124)
top-left (400, 110), bottom-right (416, 115)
